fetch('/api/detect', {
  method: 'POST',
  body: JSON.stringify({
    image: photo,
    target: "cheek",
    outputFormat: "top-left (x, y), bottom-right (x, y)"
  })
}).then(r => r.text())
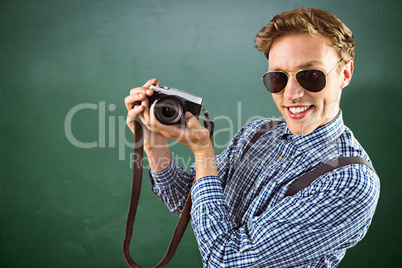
top-left (316, 88), bottom-right (342, 117)
top-left (272, 94), bottom-right (283, 108)
top-left (325, 76), bottom-right (343, 100)
top-left (324, 89), bottom-right (341, 106)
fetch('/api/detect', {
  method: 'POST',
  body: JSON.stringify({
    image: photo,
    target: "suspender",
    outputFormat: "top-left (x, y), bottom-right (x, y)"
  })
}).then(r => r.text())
top-left (241, 121), bottom-right (376, 197)
top-left (285, 156), bottom-right (375, 196)
top-left (123, 120), bottom-right (376, 267)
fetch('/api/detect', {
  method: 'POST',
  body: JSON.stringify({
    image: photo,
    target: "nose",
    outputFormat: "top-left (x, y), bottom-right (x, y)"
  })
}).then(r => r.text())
top-left (283, 74), bottom-right (305, 100)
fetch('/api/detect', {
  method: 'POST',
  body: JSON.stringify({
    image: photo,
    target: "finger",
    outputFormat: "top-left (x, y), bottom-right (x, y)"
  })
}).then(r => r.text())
top-left (184, 112), bottom-right (203, 130)
top-left (126, 105), bottom-right (143, 124)
top-left (142, 78), bottom-right (159, 88)
top-left (145, 81), bottom-right (160, 97)
top-left (126, 78), bottom-right (158, 108)
top-left (126, 107), bottom-right (142, 133)
top-left (184, 112), bottom-right (211, 146)
top-left (125, 91), bottom-right (146, 111)
top-left (127, 105), bottom-right (144, 117)
top-left (140, 97), bottom-right (151, 124)
top-left (157, 123), bottom-right (185, 141)
top-left (129, 87), bottom-right (146, 95)
top-left (145, 88), bottom-right (154, 97)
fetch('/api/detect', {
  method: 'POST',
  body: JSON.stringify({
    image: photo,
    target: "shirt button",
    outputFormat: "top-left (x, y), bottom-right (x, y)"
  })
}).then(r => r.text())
top-left (252, 184), bottom-right (256, 189)
top-left (278, 155), bottom-right (283, 160)
top-left (234, 218), bottom-right (239, 223)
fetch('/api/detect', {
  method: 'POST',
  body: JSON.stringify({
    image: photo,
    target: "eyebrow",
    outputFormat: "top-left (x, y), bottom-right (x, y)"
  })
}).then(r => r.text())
top-left (269, 60), bottom-right (324, 72)
top-left (298, 60), bottom-right (324, 69)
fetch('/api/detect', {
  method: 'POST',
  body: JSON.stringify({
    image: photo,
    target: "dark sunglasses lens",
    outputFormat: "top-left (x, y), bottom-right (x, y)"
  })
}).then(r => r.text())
top-left (296, 70), bottom-right (326, 92)
top-left (263, 72), bottom-right (288, 93)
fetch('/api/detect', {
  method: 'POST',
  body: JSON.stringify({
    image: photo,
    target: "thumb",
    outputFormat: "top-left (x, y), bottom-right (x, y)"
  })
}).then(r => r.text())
top-left (185, 112), bottom-right (202, 130)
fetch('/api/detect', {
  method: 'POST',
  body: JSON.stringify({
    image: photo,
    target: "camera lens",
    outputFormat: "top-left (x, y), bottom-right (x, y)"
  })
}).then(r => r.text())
top-left (153, 95), bottom-right (186, 125)
top-left (162, 105), bottom-right (176, 118)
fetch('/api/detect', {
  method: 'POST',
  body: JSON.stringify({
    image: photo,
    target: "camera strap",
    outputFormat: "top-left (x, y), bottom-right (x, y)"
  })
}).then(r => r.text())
top-left (202, 105), bottom-right (215, 146)
top-left (123, 109), bottom-right (214, 268)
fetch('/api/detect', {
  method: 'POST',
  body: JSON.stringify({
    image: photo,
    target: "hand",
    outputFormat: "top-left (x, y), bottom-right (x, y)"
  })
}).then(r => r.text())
top-left (125, 79), bottom-right (216, 177)
top-left (151, 111), bottom-right (213, 154)
top-left (125, 78), bottom-right (167, 151)
top-left (149, 111), bottom-right (217, 179)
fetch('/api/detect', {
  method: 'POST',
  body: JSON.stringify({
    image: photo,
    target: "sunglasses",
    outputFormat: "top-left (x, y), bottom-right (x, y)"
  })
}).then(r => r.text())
top-left (262, 59), bottom-right (343, 94)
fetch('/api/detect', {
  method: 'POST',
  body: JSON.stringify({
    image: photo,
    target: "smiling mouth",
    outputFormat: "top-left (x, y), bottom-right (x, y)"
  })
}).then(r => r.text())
top-left (288, 106), bottom-right (312, 115)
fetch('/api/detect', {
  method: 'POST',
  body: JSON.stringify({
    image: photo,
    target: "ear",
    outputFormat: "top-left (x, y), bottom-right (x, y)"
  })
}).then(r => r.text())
top-left (340, 60), bottom-right (354, 89)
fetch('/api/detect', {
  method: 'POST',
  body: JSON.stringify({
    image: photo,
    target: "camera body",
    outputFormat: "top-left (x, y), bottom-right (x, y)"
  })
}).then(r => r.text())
top-left (148, 85), bottom-right (204, 126)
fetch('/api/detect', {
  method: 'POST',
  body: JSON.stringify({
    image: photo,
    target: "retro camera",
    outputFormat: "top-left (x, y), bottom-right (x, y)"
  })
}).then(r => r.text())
top-left (148, 85), bottom-right (204, 126)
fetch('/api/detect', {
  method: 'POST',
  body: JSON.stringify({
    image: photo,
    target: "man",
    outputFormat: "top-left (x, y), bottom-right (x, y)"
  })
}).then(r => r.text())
top-left (124, 7), bottom-right (379, 267)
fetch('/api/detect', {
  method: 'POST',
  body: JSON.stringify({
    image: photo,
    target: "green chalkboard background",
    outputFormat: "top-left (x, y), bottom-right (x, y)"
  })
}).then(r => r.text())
top-left (1, 0), bottom-right (401, 267)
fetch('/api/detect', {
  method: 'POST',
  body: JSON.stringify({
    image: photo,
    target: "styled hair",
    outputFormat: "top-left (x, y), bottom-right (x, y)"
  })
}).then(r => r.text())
top-left (255, 8), bottom-right (355, 63)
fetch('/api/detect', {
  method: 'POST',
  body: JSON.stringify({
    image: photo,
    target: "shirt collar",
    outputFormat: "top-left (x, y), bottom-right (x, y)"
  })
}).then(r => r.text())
top-left (281, 110), bottom-right (345, 151)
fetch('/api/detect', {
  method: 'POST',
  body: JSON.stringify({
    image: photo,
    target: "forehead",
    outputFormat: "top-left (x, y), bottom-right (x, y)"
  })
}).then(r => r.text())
top-left (268, 33), bottom-right (338, 70)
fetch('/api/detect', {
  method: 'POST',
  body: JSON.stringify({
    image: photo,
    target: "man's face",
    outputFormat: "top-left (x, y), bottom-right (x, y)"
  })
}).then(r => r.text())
top-left (268, 33), bottom-right (350, 136)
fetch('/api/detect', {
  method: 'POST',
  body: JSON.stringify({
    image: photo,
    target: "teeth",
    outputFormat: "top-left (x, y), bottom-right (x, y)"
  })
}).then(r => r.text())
top-left (289, 106), bottom-right (310, 114)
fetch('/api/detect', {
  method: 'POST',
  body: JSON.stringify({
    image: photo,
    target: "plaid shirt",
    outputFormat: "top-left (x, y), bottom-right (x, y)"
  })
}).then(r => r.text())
top-left (150, 112), bottom-right (380, 267)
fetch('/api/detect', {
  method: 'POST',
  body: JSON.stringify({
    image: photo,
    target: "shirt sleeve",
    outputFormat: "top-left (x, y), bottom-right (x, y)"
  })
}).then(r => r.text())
top-left (149, 143), bottom-right (238, 216)
top-left (148, 120), bottom-right (257, 216)
top-left (190, 164), bottom-right (380, 267)
top-left (149, 155), bottom-right (195, 215)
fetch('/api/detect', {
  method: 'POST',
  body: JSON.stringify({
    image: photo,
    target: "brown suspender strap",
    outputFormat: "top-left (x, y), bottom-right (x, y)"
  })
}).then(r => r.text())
top-left (240, 121), bottom-right (376, 197)
top-left (122, 119), bottom-right (193, 268)
top-left (284, 156), bottom-right (376, 197)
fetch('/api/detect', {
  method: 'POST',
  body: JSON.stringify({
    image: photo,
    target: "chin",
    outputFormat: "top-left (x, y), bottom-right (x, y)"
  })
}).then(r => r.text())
top-left (286, 121), bottom-right (318, 136)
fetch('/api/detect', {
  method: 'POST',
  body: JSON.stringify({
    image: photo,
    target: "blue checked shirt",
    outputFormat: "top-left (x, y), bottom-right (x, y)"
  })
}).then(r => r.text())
top-left (150, 112), bottom-right (380, 267)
